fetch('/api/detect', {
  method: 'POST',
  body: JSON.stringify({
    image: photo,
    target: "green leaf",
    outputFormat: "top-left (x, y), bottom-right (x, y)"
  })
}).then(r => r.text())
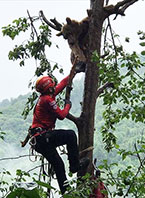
top-left (114, 144), bottom-right (120, 149)
top-left (59, 68), bottom-right (64, 74)
top-left (7, 188), bottom-right (41, 198)
top-left (23, 189), bottom-right (41, 198)
top-left (6, 191), bottom-right (18, 198)
top-left (139, 42), bottom-right (145, 46)
top-left (125, 37), bottom-right (130, 42)
top-left (141, 50), bottom-right (145, 55)
top-left (20, 60), bottom-right (24, 66)
top-left (36, 180), bottom-right (55, 190)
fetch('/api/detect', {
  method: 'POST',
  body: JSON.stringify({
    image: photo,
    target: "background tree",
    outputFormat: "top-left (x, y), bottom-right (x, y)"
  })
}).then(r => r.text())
top-left (1, 0), bottom-right (145, 197)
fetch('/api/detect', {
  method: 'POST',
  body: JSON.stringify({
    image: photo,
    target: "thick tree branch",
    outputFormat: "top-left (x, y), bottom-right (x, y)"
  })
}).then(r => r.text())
top-left (115, 0), bottom-right (138, 10)
top-left (104, 0), bottom-right (139, 19)
top-left (96, 82), bottom-right (114, 98)
top-left (50, 18), bottom-right (62, 30)
top-left (39, 10), bottom-right (62, 31)
top-left (66, 113), bottom-right (81, 126)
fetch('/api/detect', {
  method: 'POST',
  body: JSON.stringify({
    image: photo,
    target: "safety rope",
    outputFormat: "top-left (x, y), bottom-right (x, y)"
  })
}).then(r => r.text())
top-left (38, 157), bottom-right (56, 198)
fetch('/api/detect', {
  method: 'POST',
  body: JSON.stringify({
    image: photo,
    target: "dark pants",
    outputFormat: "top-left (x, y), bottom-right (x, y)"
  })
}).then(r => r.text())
top-left (34, 129), bottom-right (79, 194)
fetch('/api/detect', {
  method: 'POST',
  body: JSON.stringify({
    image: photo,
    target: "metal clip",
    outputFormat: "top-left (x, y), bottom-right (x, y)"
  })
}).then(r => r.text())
top-left (29, 136), bottom-right (36, 146)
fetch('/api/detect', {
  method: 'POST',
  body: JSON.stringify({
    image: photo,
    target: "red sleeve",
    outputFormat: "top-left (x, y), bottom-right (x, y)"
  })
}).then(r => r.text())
top-left (54, 75), bottom-right (69, 96)
top-left (48, 97), bottom-right (71, 120)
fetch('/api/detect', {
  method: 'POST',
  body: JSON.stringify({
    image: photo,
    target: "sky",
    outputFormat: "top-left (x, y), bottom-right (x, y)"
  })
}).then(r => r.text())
top-left (0, 0), bottom-right (145, 102)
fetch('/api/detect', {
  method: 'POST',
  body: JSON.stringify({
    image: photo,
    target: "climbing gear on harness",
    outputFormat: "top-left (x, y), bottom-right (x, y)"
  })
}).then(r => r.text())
top-left (29, 127), bottom-right (52, 146)
top-left (36, 76), bottom-right (55, 94)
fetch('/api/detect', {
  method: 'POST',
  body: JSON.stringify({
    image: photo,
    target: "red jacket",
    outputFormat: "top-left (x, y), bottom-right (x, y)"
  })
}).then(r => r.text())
top-left (31, 76), bottom-right (70, 129)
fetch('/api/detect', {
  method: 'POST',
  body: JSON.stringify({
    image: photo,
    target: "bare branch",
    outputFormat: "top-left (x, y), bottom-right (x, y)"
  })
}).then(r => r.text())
top-left (114, 0), bottom-right (139, 20)
top-left (79, 146), bottom-right (94, 158)
top-left (115, 0), bottom-right (138, 10)
top-left (107, 18), bottom-right (118, 66)
top-left (39, 10), bottom-right (62, 31)
top-left (131, 68), bottom-right (145, 81)
top-left (27, 163), bottom-right (48, 173)
top-left (27, 10), bottom-right (38, 39)
top-left (65, 57), bottom-right (77, 101)
top-left (103, 17), bottom-right (118, 65)
top-left (50, 18), bottom-right (62, 30)
top-left (124, 153), bottom-right (145, 197)
top-left (66, 113), bottom-right (79, 124)
top-left (0, 154), bottom-right (40, 161)
top-left (134, 143), bottom-right (144, 168)
top-left (96, 82), bottom-right (114, 98)
top-left (104, 0), bottom-right (139, 19)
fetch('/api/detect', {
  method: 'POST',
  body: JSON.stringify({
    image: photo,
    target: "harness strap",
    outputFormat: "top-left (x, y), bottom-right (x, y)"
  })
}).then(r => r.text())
top-left (32, 130), bottom-right (48, 137)
top-left (29, 128), bottom-right (52, 147)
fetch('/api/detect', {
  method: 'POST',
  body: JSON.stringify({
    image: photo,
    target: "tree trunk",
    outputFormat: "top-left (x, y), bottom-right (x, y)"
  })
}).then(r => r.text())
top-left (78, 0), bottom-right (105, 175)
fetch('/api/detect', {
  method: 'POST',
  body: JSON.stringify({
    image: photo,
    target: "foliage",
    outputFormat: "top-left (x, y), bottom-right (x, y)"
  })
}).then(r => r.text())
top-left (0, 168), bottom-right (54, 198)
top-left (63, 173), bottom-right (100, 198)
top-left (22, 92), bottom-right (38, 120)
top-left (2, 15), bottom-right (64, 120)
top-left (98, 138), bottom-right (145, 197)
top-left (92, 31), bottom-right (145, 151)
top-left (2, 16), bottom-right (51, 67)
top-left (0, 168), bottom-right (108, 198)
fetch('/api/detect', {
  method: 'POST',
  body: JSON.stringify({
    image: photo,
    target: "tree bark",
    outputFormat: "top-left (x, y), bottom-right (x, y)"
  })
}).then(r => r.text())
top-left (77, 0), bottom-right (139, 176)
top-left (78, 0), bottom-right (105, 175)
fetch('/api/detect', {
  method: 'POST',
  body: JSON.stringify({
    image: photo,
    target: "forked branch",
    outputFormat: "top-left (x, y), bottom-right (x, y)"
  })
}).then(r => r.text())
top-left (104, 0), bottom-right (139, 19)
top-left (39, 10), bottom-right (62, 31)
top-left (96, 82), bottom-right (114, 98)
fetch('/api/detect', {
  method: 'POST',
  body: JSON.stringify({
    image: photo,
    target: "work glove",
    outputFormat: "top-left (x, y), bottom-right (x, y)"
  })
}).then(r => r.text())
top-left (64, 99), bottom-right (72, 108)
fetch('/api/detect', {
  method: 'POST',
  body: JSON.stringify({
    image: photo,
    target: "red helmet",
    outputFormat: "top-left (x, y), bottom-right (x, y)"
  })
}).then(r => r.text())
top-left (35, 76), bottom-right (55, 93)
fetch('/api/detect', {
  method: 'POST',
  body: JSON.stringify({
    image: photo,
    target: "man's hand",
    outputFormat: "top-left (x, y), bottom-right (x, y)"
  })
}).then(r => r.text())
top-left (64, 99), bottom-right (72, 108)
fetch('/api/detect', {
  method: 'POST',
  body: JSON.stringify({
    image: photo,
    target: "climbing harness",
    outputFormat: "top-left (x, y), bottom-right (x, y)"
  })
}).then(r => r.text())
top-left (29, 127), bottom-right (48, 147)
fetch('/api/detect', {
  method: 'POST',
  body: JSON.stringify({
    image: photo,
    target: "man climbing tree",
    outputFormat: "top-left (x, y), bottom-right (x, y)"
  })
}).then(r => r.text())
top-left (21, 69), bottom-right (89, 194)
top-left (2, 0), bottom-right (145, 197)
